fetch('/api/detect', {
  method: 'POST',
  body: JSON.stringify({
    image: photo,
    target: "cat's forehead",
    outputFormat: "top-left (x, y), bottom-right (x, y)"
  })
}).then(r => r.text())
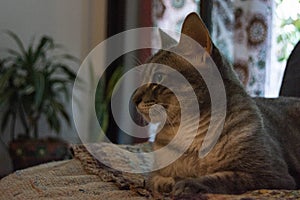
top-left (148, 49), bottom-right (189, 69)
top-left (147, 48), bottom-right (209, 74)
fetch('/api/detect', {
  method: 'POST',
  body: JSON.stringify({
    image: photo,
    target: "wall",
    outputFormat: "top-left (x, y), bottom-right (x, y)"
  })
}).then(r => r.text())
top-left (0, 0), bottom-right (107, 176)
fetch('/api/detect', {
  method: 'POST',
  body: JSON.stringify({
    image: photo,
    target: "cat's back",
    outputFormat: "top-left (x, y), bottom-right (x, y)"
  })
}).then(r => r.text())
top-left (254, 96), bottom-right (300, 126)
top-left (254, 96), bottom-right (300, 187)
top-left (254, 96), bottom-right (300, 136)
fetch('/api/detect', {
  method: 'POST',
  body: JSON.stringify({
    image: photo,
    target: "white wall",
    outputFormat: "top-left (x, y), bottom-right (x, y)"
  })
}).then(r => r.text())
top-left (0, 0), bottom-right (107, 176)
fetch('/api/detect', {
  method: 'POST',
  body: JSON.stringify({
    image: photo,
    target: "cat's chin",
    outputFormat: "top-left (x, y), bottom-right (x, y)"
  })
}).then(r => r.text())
top-left (138, 113), bottom-right (150, 123)
top-left (140, 113), bottom-right (165, 124)
top-left (154, 132), bottom-right (174, 146)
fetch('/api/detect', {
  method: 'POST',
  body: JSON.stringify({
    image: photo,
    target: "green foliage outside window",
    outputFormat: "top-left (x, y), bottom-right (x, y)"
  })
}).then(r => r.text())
top-left (275, 0), bottom-right (300, 62)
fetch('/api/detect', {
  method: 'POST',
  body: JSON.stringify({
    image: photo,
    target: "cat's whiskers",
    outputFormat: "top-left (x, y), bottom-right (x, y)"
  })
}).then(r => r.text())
top-left (127, 54), bottom-right (143, 66)
top-left (134, 67), bottom-right (143, 74)
top-left (151, 105), bottom-right (178, 136)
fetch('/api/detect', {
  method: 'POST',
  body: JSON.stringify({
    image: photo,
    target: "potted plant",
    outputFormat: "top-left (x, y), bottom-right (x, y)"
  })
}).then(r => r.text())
top-left (95, 65), bottom-right (123, 136)
top-left (0, 31), bottom-right (78, 170)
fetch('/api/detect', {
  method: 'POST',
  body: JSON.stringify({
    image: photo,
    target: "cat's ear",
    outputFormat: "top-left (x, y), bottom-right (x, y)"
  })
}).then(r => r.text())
top-left (179, 12), bottom-right (212, 54)
top-left (158, 28), bottom-right (177, 49)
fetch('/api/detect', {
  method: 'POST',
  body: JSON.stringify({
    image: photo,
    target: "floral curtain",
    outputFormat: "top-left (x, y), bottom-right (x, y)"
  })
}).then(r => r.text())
top-left (212, 0), bottom-right (273, 96)
top-left (152, 0), bottom-right (200, 41)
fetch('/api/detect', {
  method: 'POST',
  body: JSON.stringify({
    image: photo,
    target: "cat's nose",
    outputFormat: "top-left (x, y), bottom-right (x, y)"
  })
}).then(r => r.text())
top-left (137, 100), bottom-right (155, 111)
top-left (142, 100), bottom-right (156, 108)
top-left (143, 100), bottom-right (155, 105)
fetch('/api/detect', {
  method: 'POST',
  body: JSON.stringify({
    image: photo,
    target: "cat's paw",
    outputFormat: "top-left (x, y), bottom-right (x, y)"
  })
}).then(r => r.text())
top-left (173, 178), bottom-right (210, 197)
top-left (150, 175), bottom-right (175, 194)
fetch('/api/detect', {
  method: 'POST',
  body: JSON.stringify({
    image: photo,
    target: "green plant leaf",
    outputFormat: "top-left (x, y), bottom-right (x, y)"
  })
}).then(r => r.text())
top-left (106, 66), bottom-right (123, 102)
top-left (0, 59), bottom-right (5, 71)
top-left (34, 71), bottom-right (45, 109)
top-left (0, 89), bottom-right (14, 108)
top-left (21, 85), bottom-right (35, 95)
top-left (57, 64), bottom-right (77, 80)
top-left (48, 109), bottom-right (60, 133)
top-left (57, 103), bottom-right (71, 125)
top-left (26, 45), bottom-right (34, 65)
top-left (293, 19), bottom-right (300, 31)
top-left (95, 79), bottom-right (106, 106)
top-left (5, 56), bottom-right (23, 66)
top-left (4, 30), bottom-right (26, 55)
top-left (49, 78), bottom-right (68, 84)
top-left (56, 85), bottom-right (70, 101)
top-left (33, 36), bottom-right (53, 63)
top-left (0, 67), bottom-right (14, 92)
top-left (97, 104), bottom-right (109, 133)
top-left (1, 108), bottom-right (11, 133)
top-left (5, 48), bottom-right (22, 58)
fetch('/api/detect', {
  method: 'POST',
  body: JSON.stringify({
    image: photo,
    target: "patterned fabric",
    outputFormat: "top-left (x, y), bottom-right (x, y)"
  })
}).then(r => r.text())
top-left (152, 0), bottom-right (200, 41)
top-left (212, 0), bottom-right (273, 96)
top-left (0, 159), bottom-right (144, 199)
top-left (1, 142), bottom-right (300, 199)
top-left (71, 143), bottom-right (153, 197)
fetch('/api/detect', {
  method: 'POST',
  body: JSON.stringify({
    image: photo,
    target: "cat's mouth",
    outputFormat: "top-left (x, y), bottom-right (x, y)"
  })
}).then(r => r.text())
top-left (137, 102), bottom-right (168, 123)
top-left (136, 104), bottom-right (151, 122)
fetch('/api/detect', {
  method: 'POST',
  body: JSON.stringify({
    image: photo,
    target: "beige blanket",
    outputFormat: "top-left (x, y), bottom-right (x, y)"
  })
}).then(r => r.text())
top-left (1, 143), bottom-right (300, 200)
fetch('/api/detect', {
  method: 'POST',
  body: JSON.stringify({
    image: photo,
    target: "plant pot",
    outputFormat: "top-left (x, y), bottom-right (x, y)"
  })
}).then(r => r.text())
top-left (9, 137), bottom-right (71, 171)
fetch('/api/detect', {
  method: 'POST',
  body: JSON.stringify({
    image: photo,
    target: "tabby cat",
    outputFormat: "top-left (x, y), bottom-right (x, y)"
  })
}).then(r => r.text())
top-left (132, 13), bottom-right (300, 197)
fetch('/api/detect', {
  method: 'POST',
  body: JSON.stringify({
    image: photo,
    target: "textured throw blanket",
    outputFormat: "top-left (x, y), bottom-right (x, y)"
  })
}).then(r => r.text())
top-left (1, 142), bottom-right (300, 199)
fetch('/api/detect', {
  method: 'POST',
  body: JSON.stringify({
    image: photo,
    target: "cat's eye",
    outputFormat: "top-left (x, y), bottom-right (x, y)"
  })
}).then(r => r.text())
top-left (153, 72), bottom-right (165, 83)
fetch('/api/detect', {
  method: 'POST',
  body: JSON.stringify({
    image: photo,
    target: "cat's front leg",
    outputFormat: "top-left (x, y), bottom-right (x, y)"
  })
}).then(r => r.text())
top-left (173, 171), bottom-right (259, 196)
top-left (173, 178), bottom-right (210, 196)
top-left (149, 174), bottom-right (175, 194)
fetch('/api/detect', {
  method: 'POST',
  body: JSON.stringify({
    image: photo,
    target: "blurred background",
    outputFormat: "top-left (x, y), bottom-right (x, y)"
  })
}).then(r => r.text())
top-left (0, 0), bottom-right (299, 177)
